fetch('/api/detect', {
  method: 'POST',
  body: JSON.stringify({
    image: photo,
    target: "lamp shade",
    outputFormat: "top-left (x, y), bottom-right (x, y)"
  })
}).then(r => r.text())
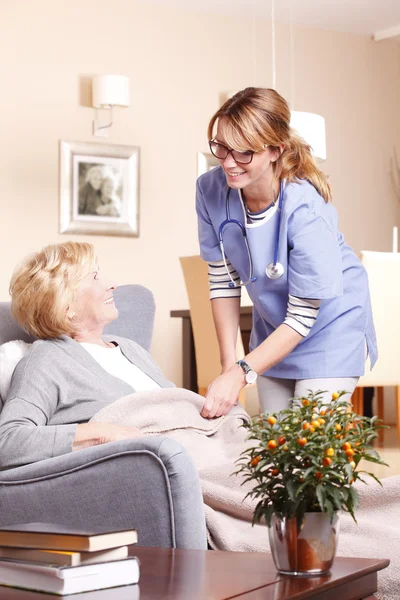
top-left (290, 111), bottom-right (327, 161)
top-left (92, 75), bottom-right (130, 108)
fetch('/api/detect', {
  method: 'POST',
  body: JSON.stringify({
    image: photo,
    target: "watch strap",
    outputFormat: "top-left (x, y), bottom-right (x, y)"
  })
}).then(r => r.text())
top-left (237, 359), bottom-right (251, 374)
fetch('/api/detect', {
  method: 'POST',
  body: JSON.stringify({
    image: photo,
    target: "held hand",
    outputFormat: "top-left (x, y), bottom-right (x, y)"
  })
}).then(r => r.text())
top-left (201, 364), bottom-right (246, 419)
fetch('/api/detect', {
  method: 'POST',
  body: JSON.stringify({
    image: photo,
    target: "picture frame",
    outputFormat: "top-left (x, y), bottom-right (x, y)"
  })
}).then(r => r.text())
top-left (59, 140), bottom-right (140, 237)
top-left (197, 152), bottom-right (219, 177)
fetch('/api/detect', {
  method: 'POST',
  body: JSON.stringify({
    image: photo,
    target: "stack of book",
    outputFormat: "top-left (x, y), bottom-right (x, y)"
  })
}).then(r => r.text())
top-left (0, 522), bottom-right (139, 595)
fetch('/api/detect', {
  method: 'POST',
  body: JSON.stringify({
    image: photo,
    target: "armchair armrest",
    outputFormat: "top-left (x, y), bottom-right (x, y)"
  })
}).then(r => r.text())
top-left (0, 436), bottom-right (207, 549)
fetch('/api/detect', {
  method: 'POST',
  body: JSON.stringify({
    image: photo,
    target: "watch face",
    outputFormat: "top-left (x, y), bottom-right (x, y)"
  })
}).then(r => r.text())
top-left (245, 370), bottom-right (258, 384)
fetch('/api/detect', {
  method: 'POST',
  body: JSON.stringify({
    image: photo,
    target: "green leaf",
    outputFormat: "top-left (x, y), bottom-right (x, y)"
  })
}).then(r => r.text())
top-left (348, 485), bottom-right (359, 511)
top-left (302, 466), bottom-right (316, 479)
top-left (364, 448), bottom-right (380, 459)
top-left (286, 480), bottom-right (297, 502)
top-left (357, 471), bottom-right (383, 486)
top-left (295, 480), bottom-right (312, 497)
top-left (360, 454), bottom-right (389, 466)
top-left (263, 504), bottom-right (275, 527)
top-left (253, 500), bottom-right (265, 525)
top-left (328, 487), bottom-right (343, 511)
top-left (316, 484), bottom-right (326, 511)
top-left (325, 498), bottom-right (334, 520)
top-left (344, 463), bottom-right (354, 480)
top-left (326, 469), bottom-right (346, 482)
top-left (355, 475), bottom-right (368, 484)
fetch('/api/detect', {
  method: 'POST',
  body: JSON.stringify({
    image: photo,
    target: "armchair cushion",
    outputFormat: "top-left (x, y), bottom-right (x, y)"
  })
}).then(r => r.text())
top-left (0, 340), bottom-right (31, 405)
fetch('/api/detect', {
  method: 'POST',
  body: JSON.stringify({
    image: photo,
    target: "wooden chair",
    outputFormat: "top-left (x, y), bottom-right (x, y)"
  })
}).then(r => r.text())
top-left (179, 255), bottom-right (259, 416)
top-left (352, 251), bottom-right (400, 444)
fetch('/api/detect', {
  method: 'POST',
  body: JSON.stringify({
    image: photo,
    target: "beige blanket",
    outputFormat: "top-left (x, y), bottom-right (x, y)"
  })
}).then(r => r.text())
top-left (90, 388), bottom-right (399, 599)
top-left (90, 387), bottom-right (259, 550)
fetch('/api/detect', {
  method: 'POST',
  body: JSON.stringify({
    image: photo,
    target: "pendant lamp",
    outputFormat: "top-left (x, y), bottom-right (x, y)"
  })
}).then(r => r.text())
top-left (271, 0), bottom-right (327, 160)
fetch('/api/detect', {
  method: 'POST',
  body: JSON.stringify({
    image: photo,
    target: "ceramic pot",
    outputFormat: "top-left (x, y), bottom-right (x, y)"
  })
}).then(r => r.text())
top-left (268, 512), bottom-right (340, 576)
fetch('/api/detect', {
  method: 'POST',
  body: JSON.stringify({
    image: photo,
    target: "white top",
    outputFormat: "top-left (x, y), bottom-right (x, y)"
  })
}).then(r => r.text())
top-left (80, 342), bottom-right (161, 392)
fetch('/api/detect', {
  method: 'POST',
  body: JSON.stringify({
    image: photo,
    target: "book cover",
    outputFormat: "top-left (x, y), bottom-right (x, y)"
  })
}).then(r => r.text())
top-left (0, 545), bottom-right (129, 566)
top-left (0, 556), bottom-right (140, 595)
top-left (0, 523), bottom-right (137, 552)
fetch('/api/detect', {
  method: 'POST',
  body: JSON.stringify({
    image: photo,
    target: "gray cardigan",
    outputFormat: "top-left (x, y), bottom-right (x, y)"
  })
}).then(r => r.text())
top-left (0, 335), bottom-right (174, 469)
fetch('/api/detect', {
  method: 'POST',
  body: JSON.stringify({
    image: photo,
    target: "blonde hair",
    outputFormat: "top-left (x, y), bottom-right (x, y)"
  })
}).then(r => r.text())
top-left (208, 87), bottom-right (331, 202)
top-left (10, 242), bottom-right (96, 339)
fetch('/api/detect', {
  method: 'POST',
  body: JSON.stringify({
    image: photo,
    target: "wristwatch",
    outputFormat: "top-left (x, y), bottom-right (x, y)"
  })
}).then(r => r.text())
top-left (236, 359), bottom-right (258, 385)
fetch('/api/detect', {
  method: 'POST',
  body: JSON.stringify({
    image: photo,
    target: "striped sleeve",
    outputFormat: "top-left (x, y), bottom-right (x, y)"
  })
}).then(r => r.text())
top-left (283, 294), bottom-right (321, 337)
top-left (208, 260), bottom-right (241, 300)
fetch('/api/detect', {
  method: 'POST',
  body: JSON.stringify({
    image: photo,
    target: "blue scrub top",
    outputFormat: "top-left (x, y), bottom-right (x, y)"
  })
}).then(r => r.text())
top-left (196, 166), bottom-right (377, 379)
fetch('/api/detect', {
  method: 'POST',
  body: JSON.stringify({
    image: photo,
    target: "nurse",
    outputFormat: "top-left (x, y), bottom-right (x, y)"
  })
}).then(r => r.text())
top-left (196, 87), bottom-right (377, 418)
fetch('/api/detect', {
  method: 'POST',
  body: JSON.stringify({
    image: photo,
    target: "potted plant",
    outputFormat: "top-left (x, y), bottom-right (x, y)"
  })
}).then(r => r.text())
top-left (236, 390), bottom-right (387, 576)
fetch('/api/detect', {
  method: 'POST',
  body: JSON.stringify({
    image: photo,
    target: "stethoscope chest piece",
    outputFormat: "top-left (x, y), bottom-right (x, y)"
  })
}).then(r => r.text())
top-left (266, 262), bottom-right (284, 280)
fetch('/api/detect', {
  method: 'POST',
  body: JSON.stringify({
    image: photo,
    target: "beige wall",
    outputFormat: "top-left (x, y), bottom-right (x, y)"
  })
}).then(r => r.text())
top-left (1, 0), bottom-right (400, 388)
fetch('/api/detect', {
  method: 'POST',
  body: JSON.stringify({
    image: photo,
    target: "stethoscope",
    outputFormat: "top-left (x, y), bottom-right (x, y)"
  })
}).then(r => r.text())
top-left (218, 180), bottom-right (285, 288)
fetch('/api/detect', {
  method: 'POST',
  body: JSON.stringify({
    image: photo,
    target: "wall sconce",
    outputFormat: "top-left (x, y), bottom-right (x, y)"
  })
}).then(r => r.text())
top-left (92, 74), bottom-right (130, 137)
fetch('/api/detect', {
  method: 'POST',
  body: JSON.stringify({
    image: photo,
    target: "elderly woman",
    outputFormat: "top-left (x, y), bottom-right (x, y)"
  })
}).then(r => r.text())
top-left (0, 242), bottom-right (174, 470)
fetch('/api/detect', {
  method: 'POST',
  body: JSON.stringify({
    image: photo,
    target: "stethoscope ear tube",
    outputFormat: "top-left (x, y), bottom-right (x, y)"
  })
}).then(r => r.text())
top-left (265, 180), bottom-right (284, 280)
top-left (220, 180), bottom-right (285, 287)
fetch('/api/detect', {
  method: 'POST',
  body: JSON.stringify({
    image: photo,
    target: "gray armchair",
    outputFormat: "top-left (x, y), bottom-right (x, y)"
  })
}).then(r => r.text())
top-left (0, 285), bottom-right (207, 550)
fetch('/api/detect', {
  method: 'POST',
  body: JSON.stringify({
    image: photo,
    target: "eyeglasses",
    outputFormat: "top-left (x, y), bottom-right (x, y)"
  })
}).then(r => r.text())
top-left (209, 140), bottom-right (255, 165)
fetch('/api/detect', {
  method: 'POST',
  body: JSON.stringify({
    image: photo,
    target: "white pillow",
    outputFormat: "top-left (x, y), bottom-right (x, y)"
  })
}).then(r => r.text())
top-left (0, 340), bottom-right (32, 405)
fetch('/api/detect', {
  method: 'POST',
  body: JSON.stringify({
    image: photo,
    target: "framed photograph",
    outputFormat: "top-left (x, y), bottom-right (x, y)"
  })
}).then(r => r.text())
top-left (60, 140), bottom-right (140, 237)
top-left (197, 152), bottom-right (219, 177)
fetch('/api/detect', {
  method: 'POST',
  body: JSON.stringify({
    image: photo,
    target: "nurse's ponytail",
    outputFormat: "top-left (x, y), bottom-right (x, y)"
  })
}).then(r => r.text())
top-left (209, 87), bottom-right (332, 203)
top-left (279, 131), bottom-right (332, 202)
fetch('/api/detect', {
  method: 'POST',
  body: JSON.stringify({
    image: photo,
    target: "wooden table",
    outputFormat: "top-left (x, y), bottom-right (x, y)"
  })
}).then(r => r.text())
top-left (133, 547), bottom-right (389, 600)
top-left (171, 307), bottom-right (253, 393)
top-left (0, 547), bottom-right (389, 599)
